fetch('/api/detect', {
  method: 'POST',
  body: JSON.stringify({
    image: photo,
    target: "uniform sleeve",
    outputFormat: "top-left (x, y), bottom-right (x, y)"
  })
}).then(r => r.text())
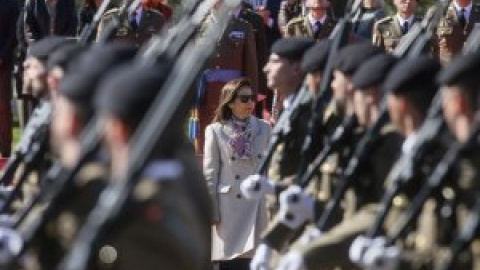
top-left (300, 204), bottom-right (379, 270)
top-left (244, 23), bottom-right (260, 97)
top-left (95, 14), bottom-right (112, 42)
top-left (203, 125), bottom-right (221, 223)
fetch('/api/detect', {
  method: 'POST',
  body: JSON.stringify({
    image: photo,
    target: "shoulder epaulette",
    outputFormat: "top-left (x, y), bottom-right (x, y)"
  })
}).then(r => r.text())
top-left (376, 16), bottom-right (394, 25)
top-left (288, 16), bottom-right (306, 24)
top-left (102, 8), bottom-right (120, 17)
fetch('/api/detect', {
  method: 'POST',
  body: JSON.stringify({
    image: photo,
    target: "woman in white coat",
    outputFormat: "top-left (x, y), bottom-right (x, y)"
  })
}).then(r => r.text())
top-left (204, 78), bottom-right (271, 269)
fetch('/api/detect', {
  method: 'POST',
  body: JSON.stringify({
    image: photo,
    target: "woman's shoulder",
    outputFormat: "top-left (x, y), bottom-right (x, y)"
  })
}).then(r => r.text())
top-left (206, 122), bottom-right (223, 132)
top-left (252, 117), bottom-right (272, 131)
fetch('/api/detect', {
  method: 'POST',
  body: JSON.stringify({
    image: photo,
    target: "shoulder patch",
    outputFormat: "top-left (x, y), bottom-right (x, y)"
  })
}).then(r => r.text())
top-left (102, 8), bottom-right (120, 17)
top-left (376, 16), bottom-right (393, 25)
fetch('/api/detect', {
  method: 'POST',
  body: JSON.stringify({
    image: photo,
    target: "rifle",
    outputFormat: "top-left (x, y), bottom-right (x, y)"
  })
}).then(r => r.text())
top-left (78, 0), bottom-right (116, 44)
top-left (364, 94), bottom-right (445, 239)
top-left (58, 1), bottom-right (238, 269)
top-left (385, 121), bottom-right (480, 246)
top-left (0, 102), bottom-right (51, 186)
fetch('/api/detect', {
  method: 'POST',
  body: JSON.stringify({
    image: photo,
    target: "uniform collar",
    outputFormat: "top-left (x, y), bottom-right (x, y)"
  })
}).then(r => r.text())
top-left (396, 14), bottom-right (414, 28)
top-left (308, 12), bottom-right (327, 27)
top-left (453, 0), bottom-right (473, 20)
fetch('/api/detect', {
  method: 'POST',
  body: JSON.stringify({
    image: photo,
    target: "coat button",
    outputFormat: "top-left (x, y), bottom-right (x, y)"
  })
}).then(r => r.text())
top-left (257, 154), bottom-right (262, 159)
top-left (231, 157), bottom-right (236, 161)
top-left (236, 194), bottom-right (242, 199)
top-left (235, 175), bottom-right (240, 180)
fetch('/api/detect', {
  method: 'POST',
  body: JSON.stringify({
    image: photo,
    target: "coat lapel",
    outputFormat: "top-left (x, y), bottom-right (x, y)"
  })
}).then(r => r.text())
top-left (466, 4), bottom-right (480, 33)
top-left (304, 17), bottom-right (314, 37)
top-left (392, 16), bottom-right (403, 37)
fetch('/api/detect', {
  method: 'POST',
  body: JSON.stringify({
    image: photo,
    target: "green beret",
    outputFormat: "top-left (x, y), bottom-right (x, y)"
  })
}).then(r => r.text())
top-left (383, 56), bottom-right (441, 95)
top-left (95, 63), bottom-right (169, 126)
top-left (271, 37), bottom-right (316, 61)
top-left (301, 39), bottom-right (332, 73)
top-left (27, 37), bottom-right (75, 62)
top-left (333, 42), bottom-right (383, 75)
top-left (437, 51), bottom-right (480, 86)
top-left (46, 43), bottom-right (87, 72)
top-left (59, 44), bottom-right (137, 119)
top-left (352, 53), bottom-right (398, 90)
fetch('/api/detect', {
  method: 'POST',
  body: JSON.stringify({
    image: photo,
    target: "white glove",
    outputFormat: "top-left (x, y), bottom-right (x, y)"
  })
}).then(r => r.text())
top-left (349, 235), bottom-right (373, 266)
top-left (250, 243), bottom-right (273, 270)
top-left (275, 250), bottom-right (306, 270)
top-left (241, 174), bottom-right (275, 200)
top-left (277, 185), bottom-right (314, 229)
top-left (362, 237), bottom-right (400, 270)
top-left (0, 227), bottom-right (22, 264)
top-left (296, 226), bottom-right (323, 246)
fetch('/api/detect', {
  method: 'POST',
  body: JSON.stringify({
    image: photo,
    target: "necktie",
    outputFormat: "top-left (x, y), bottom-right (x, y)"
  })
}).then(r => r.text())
top-left (403, 21), bottom-right (409, 34)
top-left (314, 21), bottom-right (322, 38)
top-left (130, 11), bottom-right (138, 29)
top-left (459, 8), bottom-right (466, 28)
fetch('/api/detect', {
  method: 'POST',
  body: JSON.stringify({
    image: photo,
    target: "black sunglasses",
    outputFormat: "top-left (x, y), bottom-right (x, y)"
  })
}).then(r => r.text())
top-left (236, 94), bottom-right (256, 103)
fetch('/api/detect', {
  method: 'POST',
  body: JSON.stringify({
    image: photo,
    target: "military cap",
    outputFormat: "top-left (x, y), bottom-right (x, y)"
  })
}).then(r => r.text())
top-left (95, 63), bottom-right (169, 126)
top-left (271, 37), bottom-right (316, 61)
top-left (352, 53), bottom-right (398, 90)
top-left (27, 37), bottom-right (75, 62)
top-left (59, 44), bottom-right (137, 118)
top-left (437, 50), bottom-right (480, 86)
top-left (383, 56), bottom-right (441, 95)
top-left (301, 39), bottom-right (332, 73)
top-left (46, 43), bottom-right (87, 72)
top-left (333, 42), bottom-right (383, 75)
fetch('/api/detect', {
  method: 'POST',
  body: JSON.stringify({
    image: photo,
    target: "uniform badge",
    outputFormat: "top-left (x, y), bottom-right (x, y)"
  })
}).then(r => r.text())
top-left (229, 31), bottom-right (245, 40)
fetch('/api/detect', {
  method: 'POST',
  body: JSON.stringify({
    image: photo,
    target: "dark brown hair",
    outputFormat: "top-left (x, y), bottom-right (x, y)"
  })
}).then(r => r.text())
top-left (212, 78), bottom-right (254, 123)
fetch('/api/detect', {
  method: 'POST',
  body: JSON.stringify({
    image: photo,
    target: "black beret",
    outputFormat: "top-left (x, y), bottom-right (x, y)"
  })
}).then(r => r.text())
top-left (383, 56), bottom-right (441, 95)
top-left (352, 53), bottom-right (398, 90)
top-left (333, 42), bottom-right (383, 75)
top-left (301, 39), bottom-right (332, 73)
top-left (95, 63), bottom-right (169, 126)
top-left (59, 43), bottom-right (137, 115)
top-left (437, 50), bottom-right (480, 86)
top-left (27, 37), bottom-right (75, 62)
top-left (271, 37), bottom-right (316, 61)
top-left (46, 43), bottom-right (87, 72)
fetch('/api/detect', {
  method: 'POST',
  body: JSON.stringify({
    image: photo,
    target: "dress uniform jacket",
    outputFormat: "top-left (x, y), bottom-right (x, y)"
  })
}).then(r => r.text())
top-left (24, 0), bottom-right (78, 41)
top-left (284, 15), bottom-right (337, 40)
top-left (203, 116), bottom-right (271, 261)
top-left (372, 15), bottom-right (422, 52)
top-left (194, 16), bottom-right (259, 154)
top-left (278, 0), bottom-right (303, 34)
top-left (96, 8), bottom-right (166, 47)
top-left (430, 2), bottom-right (480, 64)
